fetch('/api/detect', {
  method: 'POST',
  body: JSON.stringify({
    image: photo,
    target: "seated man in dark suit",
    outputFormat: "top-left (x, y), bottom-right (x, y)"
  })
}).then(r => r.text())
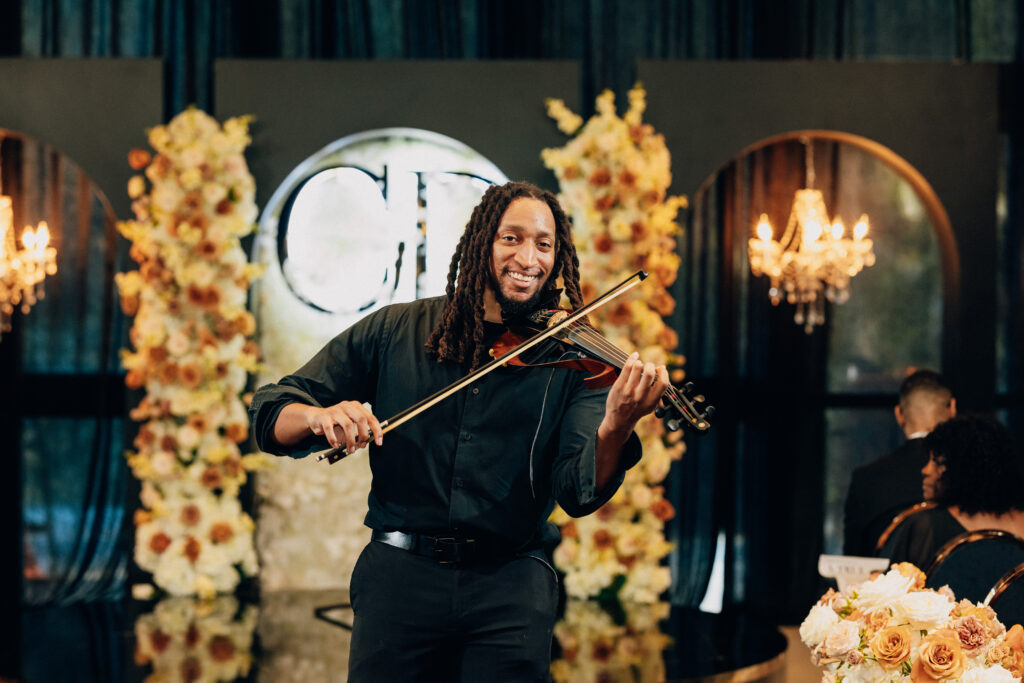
top-left (842, 369), bottom-right (956, 557)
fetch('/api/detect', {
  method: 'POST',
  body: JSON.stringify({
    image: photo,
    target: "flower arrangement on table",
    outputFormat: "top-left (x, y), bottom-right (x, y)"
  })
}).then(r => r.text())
top-left (799, 562), bottom-right (1024, 682)
top-left (542, 84), bottom-right (687, 605)
top-left (133, 595), bottom-right (258, 682)
top-left (116, 107), bottom-right (267, 598)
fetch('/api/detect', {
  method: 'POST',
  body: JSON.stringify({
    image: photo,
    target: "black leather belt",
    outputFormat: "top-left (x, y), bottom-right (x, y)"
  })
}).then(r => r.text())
top-left (371, 530), bottom-right (493, 564)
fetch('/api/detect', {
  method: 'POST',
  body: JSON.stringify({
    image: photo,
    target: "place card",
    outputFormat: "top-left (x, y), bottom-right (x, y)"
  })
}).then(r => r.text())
top-left (818, 554), bottom-right (891, 591)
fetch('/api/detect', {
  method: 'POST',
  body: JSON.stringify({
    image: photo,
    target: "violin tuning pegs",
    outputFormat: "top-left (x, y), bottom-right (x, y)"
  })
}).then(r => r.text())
top-left (654, 406), bottom-right (666, 419)
top-left (682, 382), bottom-right (695, 394)
top-left (703, 405), bottom-right (716, 418)
top-left (665, 418), bottom-right (680, 432)
top-left (694, 394), bottom-right (705, 403)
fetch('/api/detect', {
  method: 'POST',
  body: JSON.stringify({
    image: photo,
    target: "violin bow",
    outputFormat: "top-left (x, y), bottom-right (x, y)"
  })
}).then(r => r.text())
top-left (315, 270), bottom-right (649, 464)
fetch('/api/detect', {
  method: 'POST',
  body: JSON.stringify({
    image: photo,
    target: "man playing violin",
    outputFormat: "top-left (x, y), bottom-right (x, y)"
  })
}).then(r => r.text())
top-left (250, 180), bottom-right (668, 681)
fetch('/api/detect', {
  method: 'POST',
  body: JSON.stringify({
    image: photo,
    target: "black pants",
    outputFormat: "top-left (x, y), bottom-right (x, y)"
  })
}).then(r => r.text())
top-left (347, 540), bottom-right (558, 682)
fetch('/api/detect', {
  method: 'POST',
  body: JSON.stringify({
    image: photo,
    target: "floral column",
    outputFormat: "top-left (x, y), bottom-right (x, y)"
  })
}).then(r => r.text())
top-left (542, 85), bottom-right (687, 604)
top-left (116, 108), bottom-right (266, 598)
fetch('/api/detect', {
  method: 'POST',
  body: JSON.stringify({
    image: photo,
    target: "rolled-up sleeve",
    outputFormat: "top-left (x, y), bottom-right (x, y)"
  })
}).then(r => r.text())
top-left (549, 382), bottom-right (642, 517)
top-left (248, 307), bottom-right (388, 458)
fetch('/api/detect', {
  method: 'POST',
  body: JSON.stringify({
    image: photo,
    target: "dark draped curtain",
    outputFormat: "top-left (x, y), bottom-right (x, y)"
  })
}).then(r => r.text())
top-left (1, 134), bottom-right (129, 607)
top-left (0, 0), bottom-right (1020, 638)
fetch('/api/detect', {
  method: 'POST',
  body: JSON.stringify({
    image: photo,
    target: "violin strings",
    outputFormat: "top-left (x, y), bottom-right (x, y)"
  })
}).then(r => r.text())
top-left (563, 320), bottom-right (697, 416)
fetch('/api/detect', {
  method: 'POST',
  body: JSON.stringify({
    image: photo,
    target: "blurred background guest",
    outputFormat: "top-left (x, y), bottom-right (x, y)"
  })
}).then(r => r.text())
top-left (843, 369), bottom-right (956, 556)
top-left (883, 414), bottom-right (1024, 569)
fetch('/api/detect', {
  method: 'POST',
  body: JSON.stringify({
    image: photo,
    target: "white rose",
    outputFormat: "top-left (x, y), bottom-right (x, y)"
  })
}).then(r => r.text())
top-left (800, 604), bottom-right (842, 646)
top-left (958, 665), bottom-right (1017, 683)
top-left (822, 619), bottom-right (860, 656)
top-left (891, 590), bottom-right (954, 630)
top-left (855, 568), bottom-right (915, 613)
top-left (152, 450), bottom-right (177, 476)
top-left (837, 661), bottom-right (889, 683)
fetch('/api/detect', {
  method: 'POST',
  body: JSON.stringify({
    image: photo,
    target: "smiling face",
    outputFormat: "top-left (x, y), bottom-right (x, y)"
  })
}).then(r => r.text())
top-left (487, 197), bottom-right (557, 318)
top-left (921, 452), bottom-right (946, 500)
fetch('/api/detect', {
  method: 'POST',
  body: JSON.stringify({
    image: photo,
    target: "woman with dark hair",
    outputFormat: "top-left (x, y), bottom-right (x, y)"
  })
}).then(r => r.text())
top-left (882, 414), bottom-right (1024, 569)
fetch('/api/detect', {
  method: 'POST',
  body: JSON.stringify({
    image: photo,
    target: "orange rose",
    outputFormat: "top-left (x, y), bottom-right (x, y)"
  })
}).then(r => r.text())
top-left (209, 635), bottom-right (235, 662)
top-left (183, 536), bottom-right (201, 563)
top-left (224, 423), bottom-right (248, 443)
top-left (125, 368), bottom-right (146, 389)
top-left (560, 521), bottom-right (578, 539)
top-left (128, 148), bottom-right (151, 170)
top-left (870, 626), bottom-right (912, 669)
top-left (650, 498), bottom-right (675, 521)
top-left (149, 629), bottom-right (170, 652)
top-left (209, 522), bottom-right (234, 544)
top-left (588, 167), bottom-right (611, 186)
top-left (912, 630), bottom-right (966, 682)
top-left (121, 294), bottom-right (139, 316)
top-left (594, 194), bottom-right (616, 212)
top-left (148, 532), bottom-right (171, 554)
top-left (592, 529), bottom-right (614, 550)
top-left (200, 465), bottom-right (222, 490)
top-left (1006, 624), bottom-right (1024, 652)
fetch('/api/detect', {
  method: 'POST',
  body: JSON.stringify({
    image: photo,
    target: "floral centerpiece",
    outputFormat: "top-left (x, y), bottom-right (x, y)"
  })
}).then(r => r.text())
top-left (133, 595), bottom-right (258, 682)
top-left (799, 562), bottom-right (1024, 682)
top-left (542, 84), bottom-right (686, 604)
top-left (116, 107), bottom-right (267, 598)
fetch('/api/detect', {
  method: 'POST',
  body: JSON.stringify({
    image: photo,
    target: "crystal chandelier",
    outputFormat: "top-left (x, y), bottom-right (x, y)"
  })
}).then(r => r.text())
top-left (0, 163), bottom-right (58, 339)
top-left (747, 137), bottom-right (876, 333)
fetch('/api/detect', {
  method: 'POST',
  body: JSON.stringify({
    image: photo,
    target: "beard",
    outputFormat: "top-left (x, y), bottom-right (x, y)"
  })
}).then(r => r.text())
top-left (494, 286), bottom-right (547, 321)
top-left (490, 270), bottom-right (551, 321)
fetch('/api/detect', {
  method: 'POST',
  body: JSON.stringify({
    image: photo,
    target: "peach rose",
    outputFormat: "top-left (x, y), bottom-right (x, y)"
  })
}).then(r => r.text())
top-left (870, 626), bottom-right (912, 669)
top-left (865, 609), bottom-right (891, 637)
top-left (912, 630), bottom-right (966, 682)
top-left (894, 562), bottom-right (927, 590)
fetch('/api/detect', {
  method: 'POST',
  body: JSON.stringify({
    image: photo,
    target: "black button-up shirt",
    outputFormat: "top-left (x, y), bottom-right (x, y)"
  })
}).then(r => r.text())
top-left (249, 296), bottom-right (641, 549)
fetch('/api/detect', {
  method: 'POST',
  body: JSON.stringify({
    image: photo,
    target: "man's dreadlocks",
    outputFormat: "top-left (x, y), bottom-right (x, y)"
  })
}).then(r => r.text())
top-left (424, 181), bottom-right (583, 369)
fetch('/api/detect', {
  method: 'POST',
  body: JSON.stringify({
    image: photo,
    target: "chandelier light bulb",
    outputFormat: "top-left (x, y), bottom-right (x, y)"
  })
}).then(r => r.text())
top-left (831, 219), bottom-right (845, 240)
top-left (853, 215), bottom-right (869, 240)
top-left (22, 226), bottom-right (37, 250)
top-left (756, 214), bottom-right (773, 242)
top-left (804, 220), bottom-right (823, 242)
top-left (35, 221), bottom-right (51, 248)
